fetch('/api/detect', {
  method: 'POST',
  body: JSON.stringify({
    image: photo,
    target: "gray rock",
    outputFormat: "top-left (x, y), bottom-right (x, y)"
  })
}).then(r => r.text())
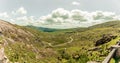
top-left (0, 48), bottom-right (9, 63)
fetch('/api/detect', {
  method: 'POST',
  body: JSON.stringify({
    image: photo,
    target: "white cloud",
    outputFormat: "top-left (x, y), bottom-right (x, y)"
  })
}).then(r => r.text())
top-left (0, 12), bottom-right (10, 22)
top-left (0, 12), bottom-right (9, 18)
top-left (91, 11), bottom-right (115, 20)
top-left (15, 16), bottom-right (35, 25)
top-left (34, 8), bottom-right (119, 28)
top-left (17, 7), bottom-right (27, 15)
top-left (0, 7), bottom-right (120, 29)
top-left (51, 8), bottom-right (70, 19)
top-left (12, 7), bottom-right (27, 15)
top-left (72, 1), bottom-right (80, 6)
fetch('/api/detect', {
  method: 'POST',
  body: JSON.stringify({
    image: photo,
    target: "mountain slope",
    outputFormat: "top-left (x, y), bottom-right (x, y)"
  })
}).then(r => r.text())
top-left (0, 20), bottom-right (34, 43)
top-left (0, 20), bottom-right (120, 63)
top-left (0, 20), bottom-right (58, 63)
top-left (48, 21), bottom-right (120, 63)
top-left (89, 21), bottom-right (120, 29)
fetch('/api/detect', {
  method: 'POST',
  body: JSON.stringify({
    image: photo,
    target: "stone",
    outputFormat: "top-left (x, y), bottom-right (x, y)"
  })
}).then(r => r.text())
top-left (95, 34), bottom-right (117, 46)
top-left (0, 48), bottom-right (9, 63)
top-left (87, 61), bottom-right (100, 63)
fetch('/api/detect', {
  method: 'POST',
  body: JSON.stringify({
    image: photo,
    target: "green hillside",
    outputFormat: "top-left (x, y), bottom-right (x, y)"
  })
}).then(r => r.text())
top-left (89, 21), bottom-right (120, 29)
top-left (1, 20), bottom-right (120, 63)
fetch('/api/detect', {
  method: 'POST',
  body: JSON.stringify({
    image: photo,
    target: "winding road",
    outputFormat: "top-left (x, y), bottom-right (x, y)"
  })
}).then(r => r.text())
top-left (52, 36), bottom-right (73, 47)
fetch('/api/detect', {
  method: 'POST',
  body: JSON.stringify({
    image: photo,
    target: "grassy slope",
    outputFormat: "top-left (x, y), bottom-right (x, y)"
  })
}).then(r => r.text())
top-left (50, 21), bottom-right (120, 63)
top-left (3, 21), bottom-right (120, 63)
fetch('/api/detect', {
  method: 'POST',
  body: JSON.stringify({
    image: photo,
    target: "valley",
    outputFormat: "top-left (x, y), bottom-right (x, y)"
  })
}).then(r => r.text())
top-left (0, 20), bottom-right (120, 63)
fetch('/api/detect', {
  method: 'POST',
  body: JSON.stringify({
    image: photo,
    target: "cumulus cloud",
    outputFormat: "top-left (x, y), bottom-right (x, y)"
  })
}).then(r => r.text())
top-left (0, 7), bottom-right (120, 29)
top-left (91, 11), bottom-right (115, 20)
top-left (72, 1), bottom-right (80, 6)
top-left (0, 12), bottom-right (10, 22)
top-left (0, 12), bottom-right (9, 18)
top-left (34, 8), bottom-right (119, 28)
top-left (12, 7), bottom-right (27, 15)
top-left (14, 16), bottom-right (35, 25)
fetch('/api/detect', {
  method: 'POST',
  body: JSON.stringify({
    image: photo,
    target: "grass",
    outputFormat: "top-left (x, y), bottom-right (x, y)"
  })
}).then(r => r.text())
top-left (2, 21), bottom-right (120, 63)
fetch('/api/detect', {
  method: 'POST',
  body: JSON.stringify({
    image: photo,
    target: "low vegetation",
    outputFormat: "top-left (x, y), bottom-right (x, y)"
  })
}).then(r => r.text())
top-left (1, 20), bottom-right (120, 63)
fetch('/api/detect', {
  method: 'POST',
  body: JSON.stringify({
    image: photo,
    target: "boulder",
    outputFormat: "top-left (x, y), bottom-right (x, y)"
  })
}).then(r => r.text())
top-left (95, 34), bottom-right (117, 46)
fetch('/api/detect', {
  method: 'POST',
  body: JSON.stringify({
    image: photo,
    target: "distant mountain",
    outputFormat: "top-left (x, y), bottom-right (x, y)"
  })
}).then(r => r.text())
top-left (27, 25), bottom-right (59, 32)
top-left (27, 21), bottom-right (120, 33)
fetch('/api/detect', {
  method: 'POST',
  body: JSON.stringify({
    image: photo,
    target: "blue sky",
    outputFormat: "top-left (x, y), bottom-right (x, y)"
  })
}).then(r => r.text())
top-left (0, 0), bottom-right (120, 28)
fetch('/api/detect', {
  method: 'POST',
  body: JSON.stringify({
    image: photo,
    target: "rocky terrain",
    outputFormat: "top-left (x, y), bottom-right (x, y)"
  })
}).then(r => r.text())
top-left (0, 20), bottom-right (35, 63)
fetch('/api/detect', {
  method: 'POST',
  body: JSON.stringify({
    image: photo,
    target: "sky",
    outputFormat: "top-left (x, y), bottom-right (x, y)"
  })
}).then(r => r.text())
top-left (0, 0), bottom-right (120, 29)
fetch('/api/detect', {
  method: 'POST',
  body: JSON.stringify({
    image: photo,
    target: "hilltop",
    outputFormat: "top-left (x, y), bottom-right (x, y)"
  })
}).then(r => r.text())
top-left (89, 21), bottom-right (120, 29)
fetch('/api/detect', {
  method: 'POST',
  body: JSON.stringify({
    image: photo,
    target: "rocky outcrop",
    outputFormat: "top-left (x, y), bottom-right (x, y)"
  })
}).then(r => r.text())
top-left (0, 20), bottom-right (34, 43)
top-left (95, 34), bottom-right (117, 46)
top-left (0, 20), bottom-right (35, 63)
top-left (0, 48), bottom-right (9, 63)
